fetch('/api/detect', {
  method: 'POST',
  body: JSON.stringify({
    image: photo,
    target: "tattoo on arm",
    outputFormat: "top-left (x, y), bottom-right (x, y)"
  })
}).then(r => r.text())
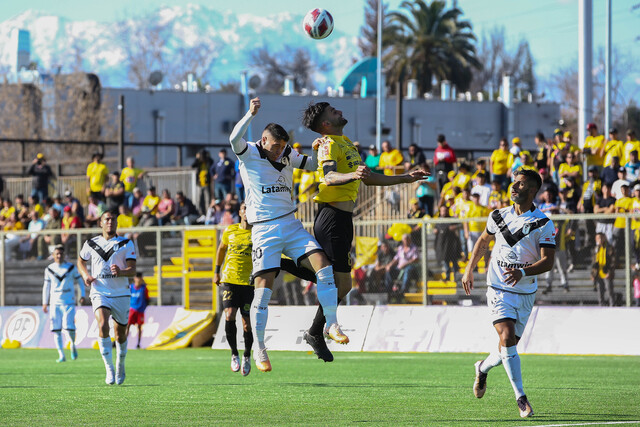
top-left (323, 161), bottom-right (356, 186)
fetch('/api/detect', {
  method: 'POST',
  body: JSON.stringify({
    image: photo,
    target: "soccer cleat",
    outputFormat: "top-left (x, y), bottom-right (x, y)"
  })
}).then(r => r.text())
top-left (241, 356), bottom-right (251, 376)
top-left (56, 356), bottom-right (66, 363)
top-left (303, 330), bottom-right (334, 362)
top-left (70, 347), bottom-right (78, 360)
top-left (324, 323), bottom-right (349, 345)
top-left (231, 354), bottom-right (241, 372)
top-left (517, 395), bottom-right (534, 418)
top-left (105, 366), bottom-right (116, 385)
top-left (115, 363), bottom-right (126, 385)
top-left (254, 348), bottom-right (272, 372)
top-left (473, 360), bottom-right (487, 398)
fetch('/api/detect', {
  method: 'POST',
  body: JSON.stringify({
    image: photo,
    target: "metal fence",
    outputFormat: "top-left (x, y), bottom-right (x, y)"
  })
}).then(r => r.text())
top-left (1, 213), bottom-right (638, 309)
top-left (3, 169), bottom-right (197, 206)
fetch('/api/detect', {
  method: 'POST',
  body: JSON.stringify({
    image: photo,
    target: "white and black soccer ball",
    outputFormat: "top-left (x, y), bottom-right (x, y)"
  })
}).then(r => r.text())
top-left (303, 8), bottom-right (334, 40)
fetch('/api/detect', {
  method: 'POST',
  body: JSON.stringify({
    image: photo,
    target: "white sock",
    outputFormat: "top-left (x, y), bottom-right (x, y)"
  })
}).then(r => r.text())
top-left (315, 266), bottom-right (338, 327)
top-left (116, 339), bottom-right (128, 367)
top-left (68, 330), bottom-right (76, 352)
top-left (501, 345), bottom-right (525, 399)
top-left (54, 331), bottom-right (64, 358)
top-left (480, 349), bottom-right (503, 374)
top-left (98, 337), bottom-right (114, 370)
top-left (250, 287), bottom-right (272, 351)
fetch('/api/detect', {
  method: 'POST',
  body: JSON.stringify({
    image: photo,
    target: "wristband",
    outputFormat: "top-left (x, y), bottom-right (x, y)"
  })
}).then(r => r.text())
top-left (215, 265), bottom-right (221, 274)
top-left (518, 268), bottom-right (526, 277)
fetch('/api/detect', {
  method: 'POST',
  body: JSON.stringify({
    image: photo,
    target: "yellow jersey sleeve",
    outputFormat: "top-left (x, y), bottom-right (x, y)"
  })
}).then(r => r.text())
top-left (220, 224), bottom-right (253, 286)
top-left (314, 135), bottom-right (362, 203)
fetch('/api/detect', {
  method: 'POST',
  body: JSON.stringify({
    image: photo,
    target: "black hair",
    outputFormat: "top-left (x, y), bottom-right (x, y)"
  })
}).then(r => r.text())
top-left (513, 167), bottom-right (542, 191)
top-left (437, 134), bottom-right (446, 143)
top-left (135, 272), bottom-right (143, 278)
top-left (263, 123), bottom-right (290, 142)
top-left (302, 102), bottom-right (330, 132)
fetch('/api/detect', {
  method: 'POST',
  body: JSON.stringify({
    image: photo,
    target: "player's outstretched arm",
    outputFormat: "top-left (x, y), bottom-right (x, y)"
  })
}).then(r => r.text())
top-left (323, 161), bottom-right (371, 186)
top-left (462, 230), bottom-right (494, 295)
top-left (229, 97), bottom-right (260, 154)
top-left (362, 169), bottom-right (429, 187)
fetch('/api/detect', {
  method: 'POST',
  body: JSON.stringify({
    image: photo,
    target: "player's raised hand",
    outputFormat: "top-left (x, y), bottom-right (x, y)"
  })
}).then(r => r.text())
top-left (461, 269), bottom-right (474, 295)
top-left (249, 97), bottom-right (261, 115)
top-left (503, 268), bottom-right (523, 286)
top-left (352, 165), bottom-right (371, 180)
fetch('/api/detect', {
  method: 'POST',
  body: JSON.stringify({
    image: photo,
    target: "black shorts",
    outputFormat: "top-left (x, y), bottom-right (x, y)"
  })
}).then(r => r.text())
top-left (220, 284), bottom-right (254, 316)
top-left (313, 203), bottom-right (354, 273)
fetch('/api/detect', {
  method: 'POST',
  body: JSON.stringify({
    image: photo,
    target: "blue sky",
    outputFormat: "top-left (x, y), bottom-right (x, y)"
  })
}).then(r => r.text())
top-left (2, 0), bottom-right (639, 102)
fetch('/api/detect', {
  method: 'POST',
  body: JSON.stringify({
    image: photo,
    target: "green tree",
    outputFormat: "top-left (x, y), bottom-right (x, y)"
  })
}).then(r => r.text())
top-left (383, 0), bottom-right (480, 95)
top-left (358, 0), bottom-right (390, 58)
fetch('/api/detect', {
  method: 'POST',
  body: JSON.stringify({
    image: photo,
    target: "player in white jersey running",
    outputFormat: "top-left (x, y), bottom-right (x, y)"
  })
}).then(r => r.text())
top-left (462, 168), bottom-right (556, 418)
top-left (78, 210), bottom-right (137, 385)
top-left (42, 244), bottom-right (86, 363)
top-left (229, 97), bottom-right (349, 372)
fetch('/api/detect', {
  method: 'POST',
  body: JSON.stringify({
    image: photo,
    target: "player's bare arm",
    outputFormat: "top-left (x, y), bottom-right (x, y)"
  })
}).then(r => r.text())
top-left (322, 161), bottom-right (371, 185)
top-left (214, 241), bottom-right (228, 285)
top-left (77, 257), bottom-right (95, 287)
top-left (362, 168), bottom-right (429, 186)
top-left (504, 247), bottom-right (556, 286)
top-left (462, 230), bottom-right (495, 295)
top-left (110, 259), bottom-right (137, 278)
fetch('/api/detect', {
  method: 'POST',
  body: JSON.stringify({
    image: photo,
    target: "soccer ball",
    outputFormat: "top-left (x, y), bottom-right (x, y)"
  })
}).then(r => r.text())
top-left (303, 8), bottom-right (334, 40)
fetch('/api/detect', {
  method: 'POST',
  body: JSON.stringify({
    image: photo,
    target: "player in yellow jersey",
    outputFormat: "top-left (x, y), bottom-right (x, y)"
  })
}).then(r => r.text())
top-left (286, 102), bottom-right (426, 362)
top-left (214, 203), bottom-right (254, 376)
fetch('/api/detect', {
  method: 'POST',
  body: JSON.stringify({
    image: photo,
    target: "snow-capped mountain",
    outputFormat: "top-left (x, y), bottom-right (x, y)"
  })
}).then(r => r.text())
top-left (0, 5), bottom-right (360, 90)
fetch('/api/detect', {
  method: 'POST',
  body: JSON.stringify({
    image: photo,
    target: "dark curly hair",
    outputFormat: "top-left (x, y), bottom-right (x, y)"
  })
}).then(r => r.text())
top-left (302, 102), bottom-right (330, 132)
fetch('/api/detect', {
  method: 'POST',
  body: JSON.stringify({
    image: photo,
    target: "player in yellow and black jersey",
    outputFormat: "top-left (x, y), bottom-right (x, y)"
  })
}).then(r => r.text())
top-left (214, 202), bottom-right (254, 376)
top-left (280, 102), bottom-right (427, 362)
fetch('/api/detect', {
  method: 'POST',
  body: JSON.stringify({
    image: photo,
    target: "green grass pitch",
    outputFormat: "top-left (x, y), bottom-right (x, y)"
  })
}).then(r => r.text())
top-left (1, 348), bottom-right (639, 425)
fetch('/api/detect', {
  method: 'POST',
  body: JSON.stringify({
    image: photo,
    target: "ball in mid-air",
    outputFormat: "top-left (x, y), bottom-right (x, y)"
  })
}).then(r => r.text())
top-left (303, 8), bottom-right (334, 40)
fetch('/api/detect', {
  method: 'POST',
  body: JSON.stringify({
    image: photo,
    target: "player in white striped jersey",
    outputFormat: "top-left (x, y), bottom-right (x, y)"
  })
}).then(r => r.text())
top-left (462, 168), bottom-right (556, 418)
top-left (78, 210), bottom-right (137, 385)
top-left (42, 244), bottom-right (85, 363)
top-left (229, 97), bottom-right (350, 372)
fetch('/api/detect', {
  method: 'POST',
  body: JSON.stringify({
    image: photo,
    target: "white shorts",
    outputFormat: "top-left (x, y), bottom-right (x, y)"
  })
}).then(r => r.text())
top-left (91, 294), bottom-right (131, 326)
top-left (50, 304), bottom-right (76, 331)
top-left (251, 214), bottom-right (323, 276)
top-left (486, 286), bottom-right (535, 337)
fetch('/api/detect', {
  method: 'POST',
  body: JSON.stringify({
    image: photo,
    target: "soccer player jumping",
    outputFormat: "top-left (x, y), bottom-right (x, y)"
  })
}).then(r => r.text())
top-left (78, 210), bottom-right (137, 385)
top-left (214, 202), bottom-right (254, 376)
top-left (229, 97), bottom-right (348, 372)
top-left (462, 168), bottom-right (556, 418)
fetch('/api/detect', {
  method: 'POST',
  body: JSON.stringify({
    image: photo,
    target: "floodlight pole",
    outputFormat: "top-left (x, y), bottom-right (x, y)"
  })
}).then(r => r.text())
top-left (118, 95), bottom-right (125, 170)
top-left (578, 0), bottom-right (593, 151)
top-left (375, 0), bottom-right (382, 151)
top-left (241, 71), bottom-right (253, 141)
top-left (604, 0), bottom-right (612, 134)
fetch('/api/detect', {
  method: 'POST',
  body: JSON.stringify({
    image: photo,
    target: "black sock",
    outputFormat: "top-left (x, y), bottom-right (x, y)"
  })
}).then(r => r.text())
top-left (280, 258), bottom-right (317, 283)
top-left (243, 329), bottom-right (253, 358)
top-left (225, 320), bottom-right (238, 356)
top-left (308, 297), bottom-right (342, 336)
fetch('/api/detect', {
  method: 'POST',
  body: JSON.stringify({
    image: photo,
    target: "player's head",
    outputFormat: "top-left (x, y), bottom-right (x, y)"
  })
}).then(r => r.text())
top-left (100, 209), bottom-right (118, 236)
top-left (510, 167), bottom-right (542, 205)
top-left (52, 244), bottom-right (64, 263)
top-left (302, 102), bottom-right (347, 134)
top-left (261, 122), bottom-right (289, 159)
top-left (134, 272), bottom-right (143, 286)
